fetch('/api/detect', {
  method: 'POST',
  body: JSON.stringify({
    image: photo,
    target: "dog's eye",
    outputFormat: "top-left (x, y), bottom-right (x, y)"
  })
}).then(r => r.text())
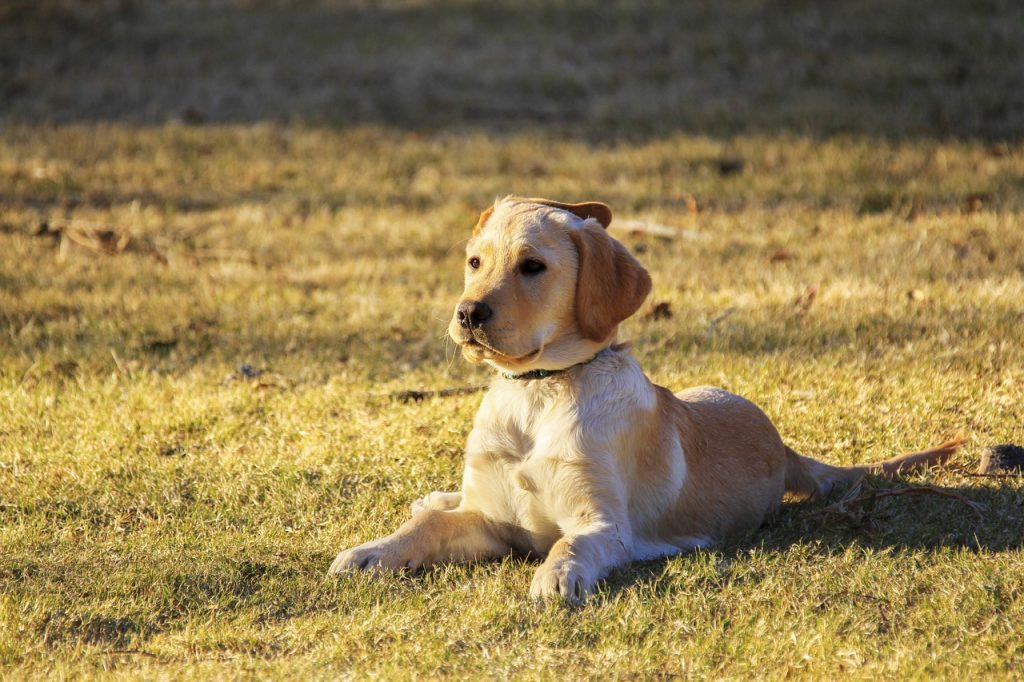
top-left (468, 257), bottom-right (481, 270)
top-left (519, 258), bottom-right (546, 276)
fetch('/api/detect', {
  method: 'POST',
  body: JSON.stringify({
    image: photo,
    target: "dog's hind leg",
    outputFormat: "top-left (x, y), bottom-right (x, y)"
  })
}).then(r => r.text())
top-left (631, 536), bottom-right (714, 561)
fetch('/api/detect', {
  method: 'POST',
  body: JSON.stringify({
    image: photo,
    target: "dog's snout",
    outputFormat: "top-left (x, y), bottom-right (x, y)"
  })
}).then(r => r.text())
top-left (457, 301), bottom-right (493, 329)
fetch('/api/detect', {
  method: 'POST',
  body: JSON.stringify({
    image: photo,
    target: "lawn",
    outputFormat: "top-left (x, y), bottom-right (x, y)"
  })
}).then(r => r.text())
top-left (2, 0), bottom-right (1024, 678)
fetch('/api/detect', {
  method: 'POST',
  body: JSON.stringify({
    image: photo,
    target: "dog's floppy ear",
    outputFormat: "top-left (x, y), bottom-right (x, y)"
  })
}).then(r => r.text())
top-left (471, 206), bottom-right (495, 237)
top-left (520, 198), bottom-right (612, 229)
top-left (569, 224), bottom-right (652, 342)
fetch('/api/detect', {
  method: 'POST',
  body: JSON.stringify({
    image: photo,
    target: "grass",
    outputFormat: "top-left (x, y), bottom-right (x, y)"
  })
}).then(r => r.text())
top-left (2, 0), bottom-right (1024, 679)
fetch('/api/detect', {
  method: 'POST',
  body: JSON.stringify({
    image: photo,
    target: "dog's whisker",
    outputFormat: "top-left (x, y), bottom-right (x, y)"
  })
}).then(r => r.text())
top-left (446, 236), bottom-right (471, 256)
top-left (439, 328), bottom-right (458, 371)
top-left (442, 333), bottom-right (453, 369)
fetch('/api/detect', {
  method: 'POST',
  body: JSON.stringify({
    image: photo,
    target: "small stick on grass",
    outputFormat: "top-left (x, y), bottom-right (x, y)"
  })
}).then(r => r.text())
top-left (95, 649), bottom-right (160, 659)
top-left (391, 386), bottom-right (487, 403)
top-left (810, 481), bottom-right (985, 522)
top-left (110, 348), bottom-right (132, 377)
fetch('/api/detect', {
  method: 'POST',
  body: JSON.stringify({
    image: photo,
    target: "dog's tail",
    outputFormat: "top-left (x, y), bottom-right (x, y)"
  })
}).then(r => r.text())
top-left (783, 436), bottom-right (965, 500)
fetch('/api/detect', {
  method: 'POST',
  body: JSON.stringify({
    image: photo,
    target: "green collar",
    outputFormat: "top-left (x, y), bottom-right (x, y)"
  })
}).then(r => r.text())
top-left (501, 348), bottom-right (610, 381)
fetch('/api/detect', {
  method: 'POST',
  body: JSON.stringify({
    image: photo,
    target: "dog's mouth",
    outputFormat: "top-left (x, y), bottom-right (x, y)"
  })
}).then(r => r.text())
top-left (461, 334), bottom-right (541, 363)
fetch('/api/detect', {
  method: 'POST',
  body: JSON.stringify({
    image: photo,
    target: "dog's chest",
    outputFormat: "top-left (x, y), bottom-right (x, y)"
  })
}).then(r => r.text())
top-left (463, 385), bottom-right (587, 552)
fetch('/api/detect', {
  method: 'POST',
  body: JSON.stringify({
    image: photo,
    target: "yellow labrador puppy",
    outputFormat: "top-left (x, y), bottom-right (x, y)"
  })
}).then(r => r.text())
top-left (329, 196), bottom-right (961, 603)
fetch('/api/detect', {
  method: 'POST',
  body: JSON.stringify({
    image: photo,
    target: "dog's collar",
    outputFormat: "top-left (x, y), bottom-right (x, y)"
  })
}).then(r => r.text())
top-left (501, 348), bottom-right (610, 381)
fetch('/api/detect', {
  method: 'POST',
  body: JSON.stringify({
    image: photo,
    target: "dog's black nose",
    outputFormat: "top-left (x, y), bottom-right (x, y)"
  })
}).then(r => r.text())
top-left (457, 301), bottom-right (493, 328)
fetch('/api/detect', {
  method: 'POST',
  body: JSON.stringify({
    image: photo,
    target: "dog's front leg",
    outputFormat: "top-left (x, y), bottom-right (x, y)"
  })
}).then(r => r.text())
top-left (529, 521), bottom-right (631, 605)
top-left (328, 508), bottom-right (508, 575)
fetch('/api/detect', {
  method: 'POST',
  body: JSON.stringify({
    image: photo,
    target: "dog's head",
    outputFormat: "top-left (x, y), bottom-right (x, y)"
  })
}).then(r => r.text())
top-left (448, 196), bottom-right (651, 373)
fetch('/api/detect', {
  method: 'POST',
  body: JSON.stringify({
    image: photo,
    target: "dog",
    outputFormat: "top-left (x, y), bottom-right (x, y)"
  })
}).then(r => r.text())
top-left (329, 196), bottom-right (962, 603)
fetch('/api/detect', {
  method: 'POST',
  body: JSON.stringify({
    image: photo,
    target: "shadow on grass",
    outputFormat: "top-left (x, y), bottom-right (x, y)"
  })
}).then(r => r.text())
top-left (601, 478), bottom-right (1024, 600)
top-left (3, 0), bottom-right (1022, 140)
top-left (359, 478), bottom-right (1024, 606)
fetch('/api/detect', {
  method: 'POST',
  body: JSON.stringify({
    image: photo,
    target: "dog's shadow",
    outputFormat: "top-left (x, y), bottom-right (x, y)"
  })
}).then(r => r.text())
top-left (597, 478), bottom-right (1024, 601)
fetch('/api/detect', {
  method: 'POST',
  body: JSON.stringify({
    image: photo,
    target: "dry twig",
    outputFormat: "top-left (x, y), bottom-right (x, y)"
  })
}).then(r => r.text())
top-left (94, 649), bottom-right (160, 659)
top-left (391, 386), bottom-right (486, 403)
top-left (810, 480), bottom-right (985, 523)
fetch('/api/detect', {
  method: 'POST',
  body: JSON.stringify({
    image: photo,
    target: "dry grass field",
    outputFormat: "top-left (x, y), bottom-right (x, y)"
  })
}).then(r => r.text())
top-left (2, 0), bottom-right (1024, 678)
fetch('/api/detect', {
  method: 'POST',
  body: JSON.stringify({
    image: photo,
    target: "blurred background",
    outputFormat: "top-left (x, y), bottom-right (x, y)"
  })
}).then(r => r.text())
top-left (2, 0), bottom-right (1023, 381)
top-left (3, 0), bottom-right (1023, 138)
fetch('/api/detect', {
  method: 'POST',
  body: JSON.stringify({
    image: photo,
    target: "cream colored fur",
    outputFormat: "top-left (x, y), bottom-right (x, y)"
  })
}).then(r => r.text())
top-left (328, 196), bottom-right (962, 603)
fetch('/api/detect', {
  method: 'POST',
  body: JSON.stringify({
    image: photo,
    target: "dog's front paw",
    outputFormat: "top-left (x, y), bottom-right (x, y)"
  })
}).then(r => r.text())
top-left (529, 558), bottom-right (595, 605)
top-left (410, 491), bottom-right (462, 515)
top-left (328, 537), bottom-right (419, 575)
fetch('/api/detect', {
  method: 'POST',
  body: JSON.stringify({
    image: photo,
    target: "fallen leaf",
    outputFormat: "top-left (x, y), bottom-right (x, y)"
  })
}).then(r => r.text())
top-left (53, 360), bottom-right (79, 378)
top-left (33, 221), bottom-right (62, 241)
top-left (645, 302), bottom-right (673, 321)
top-left (717, 157), bottom-right (746, 176)
top-left (182, 106), bottom-right (206, 124)
top-left (987, 143), bottom-right (1009, 158)
top-left (238, 363), bottom-right (262, 379)
top-left (145, 339), bottom-right (178, 354)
